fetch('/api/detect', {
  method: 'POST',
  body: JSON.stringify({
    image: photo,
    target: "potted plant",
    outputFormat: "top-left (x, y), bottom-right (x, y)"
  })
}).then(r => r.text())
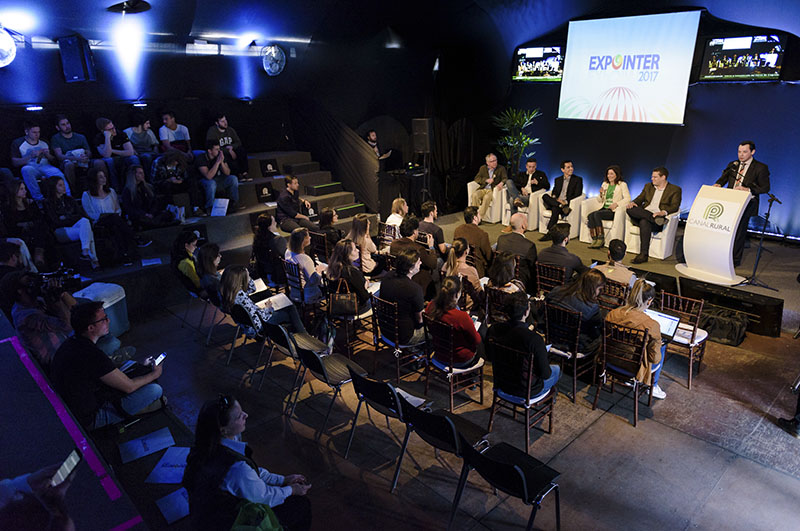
top-left (492, 107), bottom-right (541, 173)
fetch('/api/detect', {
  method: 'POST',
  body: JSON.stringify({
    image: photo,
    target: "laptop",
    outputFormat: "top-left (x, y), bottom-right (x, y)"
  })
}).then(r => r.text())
top-left (644, 309), bottom-right (681, 343)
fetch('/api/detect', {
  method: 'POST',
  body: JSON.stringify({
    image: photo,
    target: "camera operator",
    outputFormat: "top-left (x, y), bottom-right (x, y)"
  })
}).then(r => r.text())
top-left (1, 270), bottom-right (75, 369)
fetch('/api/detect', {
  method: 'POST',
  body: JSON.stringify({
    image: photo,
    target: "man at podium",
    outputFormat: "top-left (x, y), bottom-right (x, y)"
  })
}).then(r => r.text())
top-left (713, 141), bottom-right (770, 267)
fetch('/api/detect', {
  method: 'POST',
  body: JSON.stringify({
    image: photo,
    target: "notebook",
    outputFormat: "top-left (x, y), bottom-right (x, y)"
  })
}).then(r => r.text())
top-left (644, 309), bottom-right (681, 342)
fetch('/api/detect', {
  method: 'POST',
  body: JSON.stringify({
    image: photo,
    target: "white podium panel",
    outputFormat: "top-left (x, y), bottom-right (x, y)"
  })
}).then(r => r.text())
top-left (675, 185), bottom-right (751, 286)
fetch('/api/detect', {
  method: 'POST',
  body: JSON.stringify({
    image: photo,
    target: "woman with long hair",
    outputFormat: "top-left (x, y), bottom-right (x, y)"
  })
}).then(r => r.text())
top-left (285, 228), bottom-right (324, 303)
top-left (196, 242), bottom-right (222, 298)
top-left (546, 268), bottom-right (607, 353)
top-left (425, 276), bottom-right (483, 367)
top-left (4, 181), bottom-right (53, 269)
top-left (251, 213), bottom-right (286, 283)
top-left (346, 213), bottom-right (383, 277)
top-left (487, 251), bottom-right (524, 293)
top-left (605, 278), bottom-right (666, 399)
top-left (121, 164), bottom-right (176, 229)
top-left (44, 177), bottom-right (99, 269)
top-left (171, 230), bottom-right (202, 292)
top-left (183, 394), bottom-right (312, 531)
top-left (326, 239), bottom-right (371, 315)
top-left (81, 167), bottom-right (142, 262)
top-left (385, 197), bottom-right (408, 227)
top-left (442, 237), bottom-right (482, 311)
top-left (587, 165), bottom-right (630, 249)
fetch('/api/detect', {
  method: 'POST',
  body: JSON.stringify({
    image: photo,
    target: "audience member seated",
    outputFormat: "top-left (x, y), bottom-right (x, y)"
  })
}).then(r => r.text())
top-left (285, 228), bottom-right (325, 303)
top-left (153, 151), bottom-right (201, 213)
top-left (219, 266), bottom-right (318, 343)
top-left (379, 248), bottom-right (425, 345)
top-left (425, 276), bottom-right (483, 367)
top-left (50, 301), bottom-right (165, 430)
top-left (385, 197), bottom-right (408, 228)
top-left (50, 114), bottom-right (101, 193)
top-left (496, 212), bottom-right (537, 291)
top-left (486, 290), bottom-right (560, 393)
top-left (0, 237), bottom-right (35, 274)
top-left (347, 213), bottom-right (383, 277)
top-left (11, 121), bottom-right (67, 202)
top-left (159, 110), bottom-right (194, 162)
top-left (586, 165), bottom-right (630, 249)
top-left (121, 165), bottom-right (178, 230)
top-left (171, 230), bottom-right (203, 294)
top-left (5, 181), bottom-right (54, 270)
top-left (442, 237), bottom-right (482, 312)
top-left (487, 251), bottom-right (525, 293)
top-left (123, 112), bottom-right (160, 181)
top-left (93, 117), bottom-right (139, 190)
top-left (44, 177), bottom-right (99, 269)
top-left (390, 216), bottom-right (438, 299)
top-left (183, 395), bottom-right (312, 531)
top-left (196, 243), bottom-right (222, 300)
top-left (318, 207), bottom-right (344, 249)
top-left (82, 167), bottom-right (143, 264)
top-left (546, 269), bottom-right (607, 355)
top-left (3, 270), bottom-right (75, 368)
top-left (605, 279), bottom-right (667, 400)
top-left (419, 200), bottom-right (447, 257)
top-left (537, 223), bottom-right (587, 280)
top-left (206, 113), bottom-right (250, 180)
top-left (251, 213), bottom-right (286, 284)
top-left (593, 239), bottom-right (637, 288)
top-left (195, 140), bottom-right (240, 215)
top-left (506, 157), bottom-right (549, 215)
top-left (277, 174), bottom-right (317, 232)
top-left (0, 241), bottom-right (22, 284)
top-left (470, 153), bottom-right (507, 220)
top-left (540, 160), bottom-right (583, 235)
top-left (625, 166), bottom-right (682, 264)
top-left (0, 462), bottom-right (77, 531)
top-left (453, 206), bottom-right (493, 277)
top-left (326, 239), bottom-right (371, 315)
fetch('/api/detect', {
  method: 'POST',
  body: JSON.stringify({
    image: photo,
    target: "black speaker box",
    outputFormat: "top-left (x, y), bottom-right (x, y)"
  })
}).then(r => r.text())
top-left (58, 35), bottom-right (96, 83)
top-left (412, 118), bottom-right (432, 153)
top-left (679, 277), bottom-right (783, 337)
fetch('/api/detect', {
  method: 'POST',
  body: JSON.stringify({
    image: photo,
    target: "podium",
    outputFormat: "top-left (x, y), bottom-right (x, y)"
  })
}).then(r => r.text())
top-left (676, 185), bottom-right (751, 285)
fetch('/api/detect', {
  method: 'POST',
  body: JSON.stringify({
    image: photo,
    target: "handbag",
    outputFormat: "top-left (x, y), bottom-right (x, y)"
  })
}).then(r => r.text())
top-left (329, 278), bottom-right (358, 316)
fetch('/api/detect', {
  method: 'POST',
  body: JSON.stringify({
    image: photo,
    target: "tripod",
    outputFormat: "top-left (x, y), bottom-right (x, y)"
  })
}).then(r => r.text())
top-left (735, 193), bottom-right (780, 291)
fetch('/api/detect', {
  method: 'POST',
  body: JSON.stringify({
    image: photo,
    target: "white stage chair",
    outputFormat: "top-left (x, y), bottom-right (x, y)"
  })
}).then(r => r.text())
top-left (625, 212), bottom-right (680, 259)
top-left (579, 198), bottom-right (628, 246)
top-left (466, 180), bottom-right (506, 224)
top-left (537, 193), bottom-right (585, 239)
top-left (502, 188), bottom-right (546, 229)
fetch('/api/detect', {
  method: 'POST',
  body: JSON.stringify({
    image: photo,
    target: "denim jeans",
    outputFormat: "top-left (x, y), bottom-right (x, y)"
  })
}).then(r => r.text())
top-left (21, 163), bottom-right (66, 201)
top-left (505, 179), bottom-right (527, 214)
top-left (540, 363), bottom-right (561, 394)
top-left (91, 383), bottom-right (163, 429)
top-left (651, 343), bottom-right (667, 386)
top-left (102, 155), bottom-right (141, 191)
top-left (200, 174), bottom-right (239, 211)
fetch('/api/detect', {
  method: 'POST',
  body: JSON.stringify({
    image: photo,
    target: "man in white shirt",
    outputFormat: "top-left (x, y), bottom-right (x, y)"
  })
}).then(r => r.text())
top-left (159, 110), bottom-right (194, 163)
top-left (10, 121), bottom-right (66, 201)
top-left (593, 239), bottom-right (637, 287)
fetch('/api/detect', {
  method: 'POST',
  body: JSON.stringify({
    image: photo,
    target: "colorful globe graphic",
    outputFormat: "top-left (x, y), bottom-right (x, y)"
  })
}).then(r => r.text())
top-left (586, 86), bottom-right (648, 122)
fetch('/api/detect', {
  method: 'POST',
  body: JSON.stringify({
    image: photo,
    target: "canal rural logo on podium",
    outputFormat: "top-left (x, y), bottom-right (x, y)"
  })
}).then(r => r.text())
top-left (689, 200), bottom-right (734, 234)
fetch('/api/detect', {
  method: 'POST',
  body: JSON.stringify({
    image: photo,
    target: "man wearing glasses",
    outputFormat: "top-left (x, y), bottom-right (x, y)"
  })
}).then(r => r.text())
top-left (93, 117), bottom-right (140, 189)
top-left (50, 301), bottom-right (165, 430)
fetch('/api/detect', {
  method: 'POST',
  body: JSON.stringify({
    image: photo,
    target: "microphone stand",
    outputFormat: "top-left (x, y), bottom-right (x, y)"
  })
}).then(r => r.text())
top-left (735, 193), bottom-right (780, 291)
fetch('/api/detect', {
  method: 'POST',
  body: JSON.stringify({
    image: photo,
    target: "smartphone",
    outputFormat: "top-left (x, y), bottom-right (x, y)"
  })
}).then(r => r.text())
top-left (51, 449), bottom-right (81, 487)
top-left (154, 352), bottom-right (166, 366)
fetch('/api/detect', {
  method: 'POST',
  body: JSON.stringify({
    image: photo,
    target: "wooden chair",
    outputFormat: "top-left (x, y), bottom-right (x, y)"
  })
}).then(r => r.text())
top-left (592, 321), bottom-right (652, 427)
top-left (458, 276), bottom-right (484, 318)
top-left (486, 337), bottom-right (556, 452)
top-left (371, 295), bottom-right (427, 383)
top-left (660, 292), bottom-right (707, 389)
top-left (485, 286), bottom-right (513, 325)
top-left (465, 244), bottom-right (477, 269)
top-left (378, 222), bottom-right (399, 251)
top-left (227, 304), bottom-right (273, 385)
top-left (327, 277), bottom-right (373, 359)
top-left (535, 262), bottom-right (567, 297)
top-left (545, 303), bottom-right (594, 403)
top-left (308, 230), bottom-right (333, 264)
top-left (281, 257), bottom-right (325, 324)
top-left (423, 315), bottom-right (485, 412)
top-left (598, 279), bottom-right (630, 311)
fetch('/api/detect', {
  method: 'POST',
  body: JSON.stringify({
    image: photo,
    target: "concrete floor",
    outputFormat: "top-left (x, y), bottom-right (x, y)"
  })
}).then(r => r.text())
top-left (125, 285), bottom-right (800, 530)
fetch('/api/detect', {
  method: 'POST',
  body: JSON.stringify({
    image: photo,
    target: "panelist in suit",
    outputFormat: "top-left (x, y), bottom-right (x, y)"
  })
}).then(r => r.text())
top-left (470, 153), bottom-right (507, 221)
top-left (496, 213), bottom-right (538, 292)
top-left (541, 160), bottom-right (583, 238)
top-left (506, 157), bottom-right (549, 215)
top-left (625, 166), bottom-right (682, 264)
top-left (713, 140), bottom-right (770, 267)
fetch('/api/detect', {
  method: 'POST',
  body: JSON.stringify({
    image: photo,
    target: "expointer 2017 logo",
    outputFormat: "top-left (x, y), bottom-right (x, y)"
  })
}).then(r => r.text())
top-left (588, 54), bottom-right (661, 71)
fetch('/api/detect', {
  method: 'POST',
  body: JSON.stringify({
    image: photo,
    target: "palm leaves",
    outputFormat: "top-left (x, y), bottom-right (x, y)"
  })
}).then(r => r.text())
top-left (492, 107), bottom-right (541, 173)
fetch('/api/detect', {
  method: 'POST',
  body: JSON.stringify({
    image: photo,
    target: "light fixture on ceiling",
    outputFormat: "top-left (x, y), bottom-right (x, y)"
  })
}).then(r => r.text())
top-left (107, 0), bottom-right (151, 14)
top-left (0, 26), bottom-right (15, 68)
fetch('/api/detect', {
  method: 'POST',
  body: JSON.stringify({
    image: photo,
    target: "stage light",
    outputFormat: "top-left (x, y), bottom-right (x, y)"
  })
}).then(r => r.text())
top-left (0, 9), bottom-right (36, 33)
top-left (0, 28), bottom-right (15, 68)
top-left (25, 105), bottom-right (43, 111)
top-left (112, 14), bottom-right (145, 94)
top-left (236, 32), bottom-right (261, 49)
top-left (132, 102), bottom-right (147, 107)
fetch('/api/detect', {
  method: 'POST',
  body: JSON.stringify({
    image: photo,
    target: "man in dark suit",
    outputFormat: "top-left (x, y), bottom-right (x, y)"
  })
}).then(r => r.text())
top-left (390, 216), bottom-right (438, 299)
top-left (541, 160), bottom-right (583, 237)
top-left (537, 223), bottom-right (587, 280)
top-left (453, 206), bottom-right (493, 277)
top-left (470, 153), bottom-right (508, 221)
top-left (626, 166), bottom-right (682, 264)
top-left (506, 157), bottom-right (549, 215)
top-left (714, 140), bottom-right (770, 267)
top-left (497, 213), bottom-right (537, 291)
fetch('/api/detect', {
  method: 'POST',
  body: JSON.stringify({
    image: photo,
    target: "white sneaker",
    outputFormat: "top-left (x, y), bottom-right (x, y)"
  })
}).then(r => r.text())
top-left (652, 384), bottom-right (666, 400)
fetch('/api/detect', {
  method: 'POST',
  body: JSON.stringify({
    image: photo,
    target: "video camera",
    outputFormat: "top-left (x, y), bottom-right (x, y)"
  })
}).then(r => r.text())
top-left (32, 268), bottom-right (82, 295)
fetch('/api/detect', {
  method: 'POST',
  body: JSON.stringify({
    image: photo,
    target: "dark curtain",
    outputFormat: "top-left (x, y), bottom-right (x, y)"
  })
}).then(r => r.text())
top-left (289, 97), bottom-right (380, 213)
